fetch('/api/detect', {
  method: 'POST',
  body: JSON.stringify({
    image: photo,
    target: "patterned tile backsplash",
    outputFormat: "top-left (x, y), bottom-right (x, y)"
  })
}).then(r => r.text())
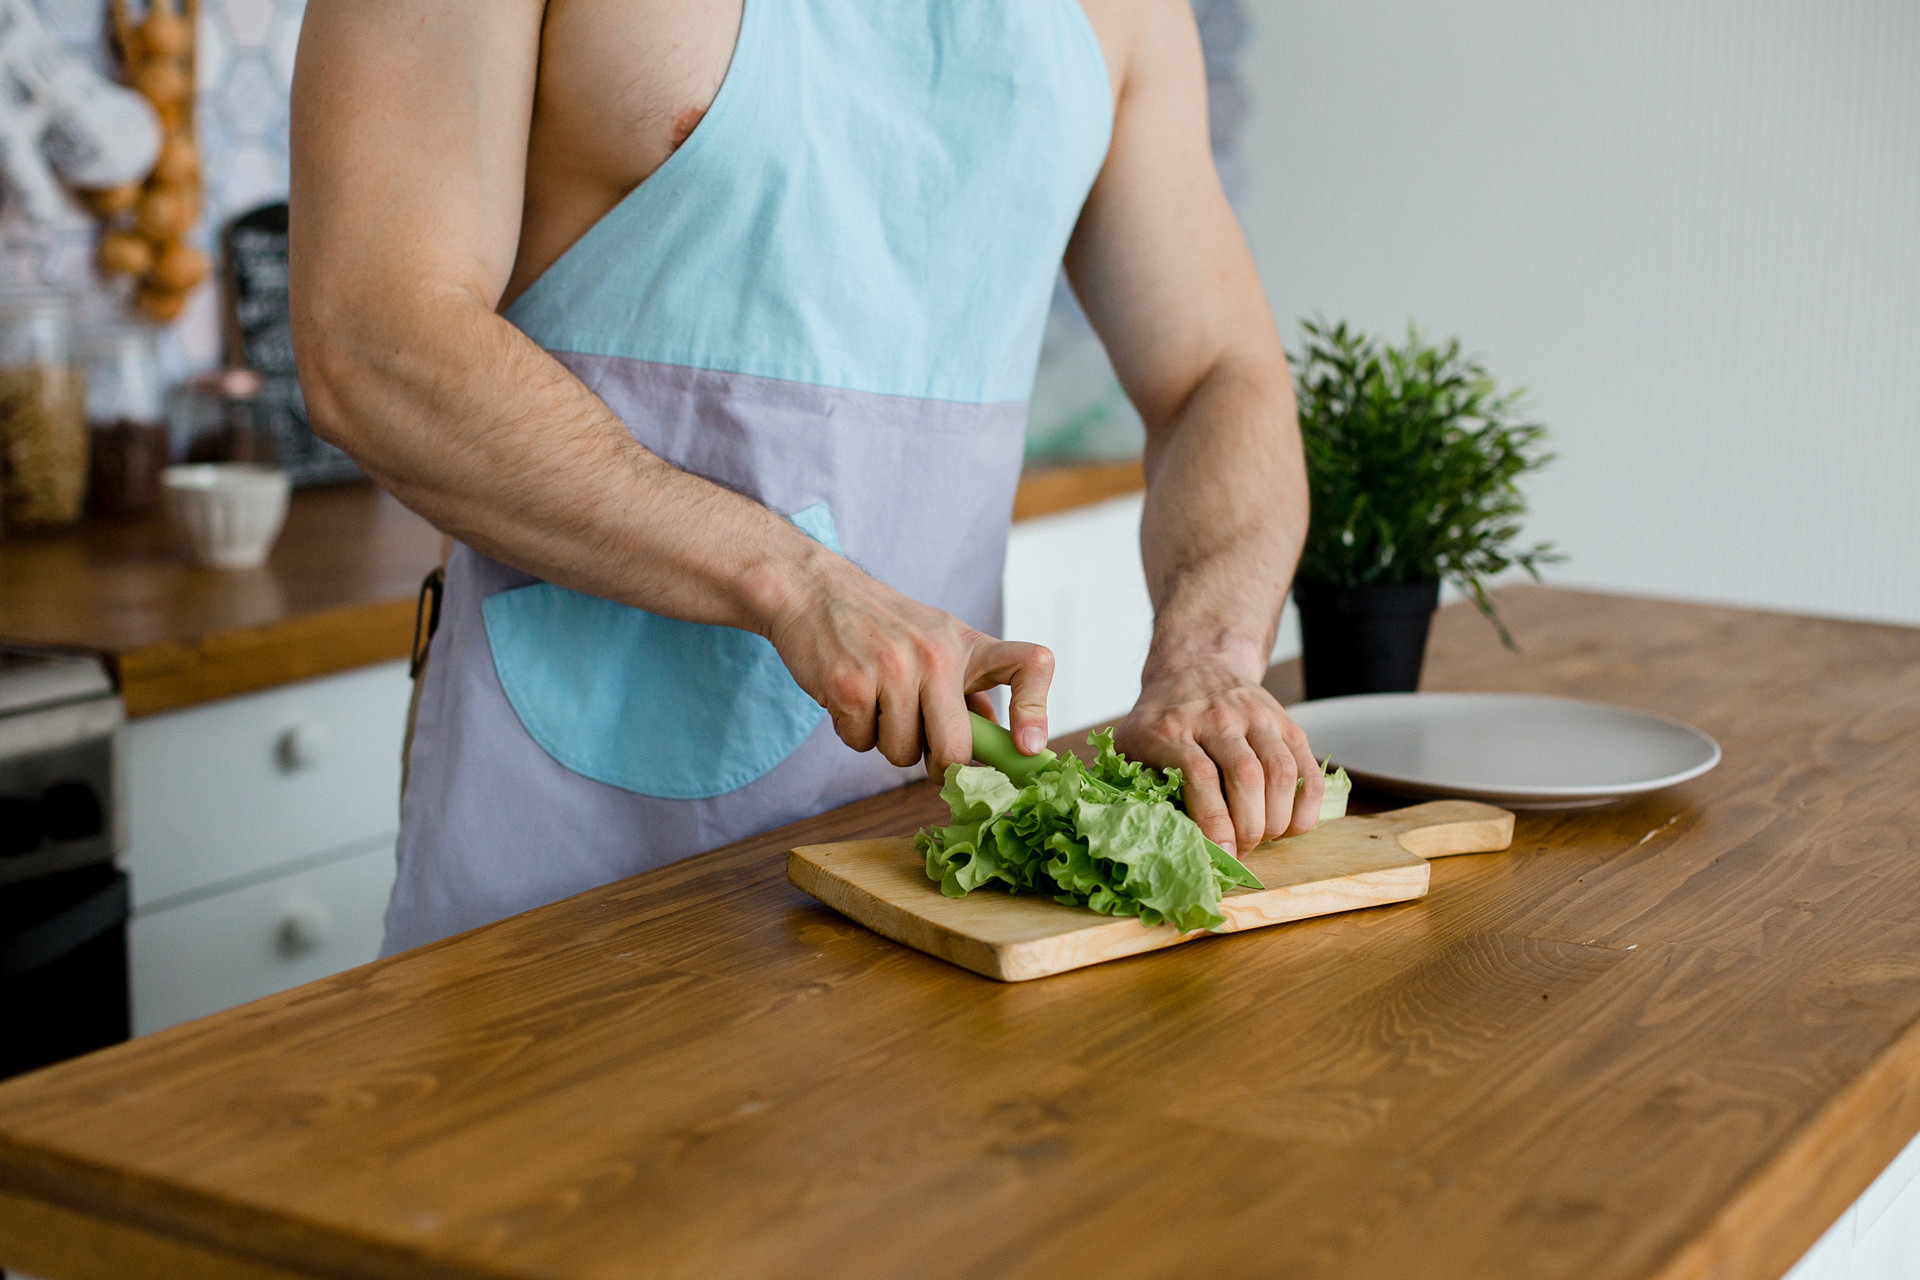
top-left (2, 0), bottom-right (311, 378)
top-left (2, 0), bottom-right (1248, 444)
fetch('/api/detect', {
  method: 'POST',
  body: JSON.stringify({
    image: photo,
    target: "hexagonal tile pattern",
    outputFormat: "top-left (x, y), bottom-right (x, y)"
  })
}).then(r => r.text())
top-left (220, 0), bottom-right (277, 48)
top-left (39, 0), bottom-right (103, 43)
top-left (217, 54), bottom-right (282, 140)
top-left (219, 144), bottom-right (286, 222)
top-left (197, 9), bottom-right (231, 98)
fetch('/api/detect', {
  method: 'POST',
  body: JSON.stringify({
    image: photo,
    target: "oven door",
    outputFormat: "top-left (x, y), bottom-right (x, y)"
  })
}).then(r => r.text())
top-left (0, 864), bottom-right (131, 1079)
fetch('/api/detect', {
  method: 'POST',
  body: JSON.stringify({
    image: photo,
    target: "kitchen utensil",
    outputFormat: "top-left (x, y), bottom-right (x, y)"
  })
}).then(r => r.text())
top-left (162, 462), bottom-right (289, 568)
top-left (1286, 692), bottom-right (1721, 810)
top-left (789, 799), bottom-right (1513, 981)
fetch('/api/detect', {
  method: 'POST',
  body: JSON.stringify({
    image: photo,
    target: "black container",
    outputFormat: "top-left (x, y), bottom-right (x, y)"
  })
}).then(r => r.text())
top-left (1293, 578), bottom-right (1442, 701)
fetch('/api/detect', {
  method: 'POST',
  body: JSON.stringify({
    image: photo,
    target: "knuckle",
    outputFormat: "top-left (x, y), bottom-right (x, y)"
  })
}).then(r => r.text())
top-left (909, 631), bottom-right (949, 671)
top-left (1200, 706), bottom-right (1238, 736)
top-left (832, 714), bottom-right (875, 751)
top-left (872, 644), bottom-right (911, 682)
top-left (1180, 754), bottom-right (1219, 786)
top-left (1228, 754), bottom-right (1265, 789)
top-left (825, 668), bottom-right (872, 709)
top-left (1148, 714), bottom-right (1186, 744)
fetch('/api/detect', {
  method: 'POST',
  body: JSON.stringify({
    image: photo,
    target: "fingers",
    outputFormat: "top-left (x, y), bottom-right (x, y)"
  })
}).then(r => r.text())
top-left (775, 565), bottom-right (1048, 773)
top-left (1116, 679), bottom-right (1323, 851)
top-left (964, 690), bottom-right (997, 722)
top-left (1281, 718), bottom-right (1324, 834)
top-left (823, 667), bottom-right (879, 754)
top-left (1203, 732), bottom-right (1271, 852)
top-left (1171, 747), bottom-right (1237, 852)
top-left (874, 677), bottom-right (923, 768)
top-left (921, 682), bottom-right (972, 781)
top-left (968, 640), bottom-right (1053, 754)
top-left (1248, 717), bottom-right (1316, 839)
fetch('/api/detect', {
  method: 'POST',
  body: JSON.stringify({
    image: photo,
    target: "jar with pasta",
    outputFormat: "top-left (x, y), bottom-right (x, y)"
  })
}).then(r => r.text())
top-left (0, 292), bottom-right (89, 531)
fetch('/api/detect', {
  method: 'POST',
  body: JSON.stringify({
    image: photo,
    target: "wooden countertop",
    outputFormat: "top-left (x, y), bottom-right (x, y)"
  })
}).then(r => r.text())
top-left (5, 586), bottom-right (1917, 1280)
top-left (0, 460), bottom-right (1144, 718)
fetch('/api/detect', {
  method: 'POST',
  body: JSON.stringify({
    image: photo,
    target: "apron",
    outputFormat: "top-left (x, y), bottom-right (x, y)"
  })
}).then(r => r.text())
top-left (384, 0), bottom-right (1113, 953)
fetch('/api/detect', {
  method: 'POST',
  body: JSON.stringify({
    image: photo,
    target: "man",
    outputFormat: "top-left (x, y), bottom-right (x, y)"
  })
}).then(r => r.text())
top-left (289, 0), bottom-right (1323, 954)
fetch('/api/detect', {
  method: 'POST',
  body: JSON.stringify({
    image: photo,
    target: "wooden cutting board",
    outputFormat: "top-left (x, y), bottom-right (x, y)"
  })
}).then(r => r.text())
top-left (788, 799), bottom-right (1514, 981)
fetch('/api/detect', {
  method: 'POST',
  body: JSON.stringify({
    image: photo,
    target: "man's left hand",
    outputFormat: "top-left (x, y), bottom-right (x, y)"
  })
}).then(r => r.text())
top-left (1112, 662), bottom-right (1322, 853)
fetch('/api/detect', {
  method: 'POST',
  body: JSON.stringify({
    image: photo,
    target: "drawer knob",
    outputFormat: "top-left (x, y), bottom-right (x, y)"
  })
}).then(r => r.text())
top-left (277, 898), bottom-right (334, 957)
top-left (276, 721), bottom-right (331, 772)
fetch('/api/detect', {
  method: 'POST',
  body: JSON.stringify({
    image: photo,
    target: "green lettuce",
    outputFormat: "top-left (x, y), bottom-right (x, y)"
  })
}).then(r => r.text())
top-left (1314, 760), bottom-right (1352, 823)
top-left (916, 725), bottom-right (1267, 933)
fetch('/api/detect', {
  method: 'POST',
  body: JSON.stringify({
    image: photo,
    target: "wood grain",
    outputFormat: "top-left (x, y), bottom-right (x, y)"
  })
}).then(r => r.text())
top-left (0, 481), bottom-right (442, 716)
top-left (788, 801), bottom-right (1513, 980)
top-left (0, 465), bottom-right (1144, 716)
top-left (0, 587), bottom-right (1917, 1280)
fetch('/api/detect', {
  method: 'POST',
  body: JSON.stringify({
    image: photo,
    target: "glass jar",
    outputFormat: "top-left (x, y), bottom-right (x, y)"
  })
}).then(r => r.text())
top-left (177, 367), bottom-right (279, 466)
top-left (0, 292), bottom-right (88, 532)
top-left (86, 325), bottom-right (171, 519)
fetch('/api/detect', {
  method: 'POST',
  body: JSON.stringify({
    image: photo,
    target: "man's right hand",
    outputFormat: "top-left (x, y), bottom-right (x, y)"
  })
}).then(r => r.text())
top-left (763, 552), bottom-right (1053, 780)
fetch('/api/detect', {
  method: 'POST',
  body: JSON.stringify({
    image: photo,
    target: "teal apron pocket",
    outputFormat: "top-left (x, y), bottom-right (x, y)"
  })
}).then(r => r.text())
top-left (480, 503), bottom-right (840, 800)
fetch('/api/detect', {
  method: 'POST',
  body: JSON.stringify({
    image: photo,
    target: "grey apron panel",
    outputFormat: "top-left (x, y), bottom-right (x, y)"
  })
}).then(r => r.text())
top-left (384, 358), bottom-right (1026, 954)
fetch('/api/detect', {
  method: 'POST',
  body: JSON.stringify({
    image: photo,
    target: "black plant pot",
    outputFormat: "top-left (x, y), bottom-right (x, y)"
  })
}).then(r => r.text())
top-left (1293, 578), bottom-right (1442, 701)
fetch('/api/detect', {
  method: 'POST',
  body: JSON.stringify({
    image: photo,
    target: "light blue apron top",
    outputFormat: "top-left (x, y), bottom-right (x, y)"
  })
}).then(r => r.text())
top-left (386, 0), bottom-right (1113, 952)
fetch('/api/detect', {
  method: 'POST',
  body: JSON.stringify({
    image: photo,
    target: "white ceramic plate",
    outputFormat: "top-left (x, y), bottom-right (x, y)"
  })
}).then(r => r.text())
top-left (1286, 692), bottom-right (1721, 810)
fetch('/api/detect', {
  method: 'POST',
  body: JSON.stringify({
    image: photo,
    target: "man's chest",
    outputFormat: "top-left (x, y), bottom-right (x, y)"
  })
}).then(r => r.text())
top-left (531, 0), bottom-right (744, 198)
top-left (529, 0), bottom-right (1124, 196)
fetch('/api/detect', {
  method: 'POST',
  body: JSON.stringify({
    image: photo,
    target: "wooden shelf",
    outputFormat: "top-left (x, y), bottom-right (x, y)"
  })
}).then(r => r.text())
top-left (0, 461), bottom-right (1147, 717)
top-left (1011, 457), bottom-right (1144, 521)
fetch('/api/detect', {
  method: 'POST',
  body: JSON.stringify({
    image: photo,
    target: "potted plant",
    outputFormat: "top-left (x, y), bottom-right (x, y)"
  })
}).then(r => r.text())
top-left (1290, 319), bottom-right (1558, 700)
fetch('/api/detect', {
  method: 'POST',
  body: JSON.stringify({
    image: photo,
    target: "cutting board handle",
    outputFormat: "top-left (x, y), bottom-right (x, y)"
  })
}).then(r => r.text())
top-left (1356, 799), bottom-right (1515, 859)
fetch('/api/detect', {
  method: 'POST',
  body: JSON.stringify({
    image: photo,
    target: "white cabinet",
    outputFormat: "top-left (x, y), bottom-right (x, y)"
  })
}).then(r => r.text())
top-left (1784, 1126), bottom-right (1920, 1280)
top-left (123, 660), bottom-right (410, 1034)
top-left (1002, 492), bottom-right (1302, 735)
top-left (125, 661), bottom-right (411, 909)
top-left (130, 841), bottom-right (395, 1034)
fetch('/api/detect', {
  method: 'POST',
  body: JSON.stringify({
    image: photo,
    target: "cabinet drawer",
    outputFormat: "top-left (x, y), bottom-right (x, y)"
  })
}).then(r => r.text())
top-left (124, 660), bottom-right (410, 908)
top-left (130, 840), bottom-right (395, 1035)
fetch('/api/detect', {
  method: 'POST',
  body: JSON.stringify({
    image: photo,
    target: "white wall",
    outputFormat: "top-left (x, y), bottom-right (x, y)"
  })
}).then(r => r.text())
top-left (1238, 0), bottom-right (1920, 626)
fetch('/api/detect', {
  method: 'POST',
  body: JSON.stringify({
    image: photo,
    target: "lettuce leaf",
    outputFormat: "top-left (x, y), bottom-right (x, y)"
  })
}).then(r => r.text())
top-left (1316, 761), bottom-right (1352, 823)
top-left (915, 728), bottom-right (1270, 933)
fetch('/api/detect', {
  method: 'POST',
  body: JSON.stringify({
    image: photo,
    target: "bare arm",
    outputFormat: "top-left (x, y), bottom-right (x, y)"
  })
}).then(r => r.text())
top-left (1067, 0), bottom-right (1321, 848)
top-left (289, 0), bottom-right (1050, 776)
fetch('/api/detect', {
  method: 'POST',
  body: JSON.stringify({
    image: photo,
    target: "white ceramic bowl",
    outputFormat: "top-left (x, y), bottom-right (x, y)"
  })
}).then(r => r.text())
top-left (162, 463), bottom-right (291, 569)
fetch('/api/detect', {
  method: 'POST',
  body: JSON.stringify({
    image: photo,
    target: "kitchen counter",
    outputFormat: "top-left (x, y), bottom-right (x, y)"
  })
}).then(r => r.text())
top-left (3, 586), bottom-right (1918, 1280)
top-left (0, 460), bottom-right (1144, 718)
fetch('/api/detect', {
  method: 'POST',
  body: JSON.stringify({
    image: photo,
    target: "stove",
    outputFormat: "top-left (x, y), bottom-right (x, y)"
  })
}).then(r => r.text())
top-left (0, 646), bottom-right (122, 887)
top-left (0, 645), bottom-right (130, 1078)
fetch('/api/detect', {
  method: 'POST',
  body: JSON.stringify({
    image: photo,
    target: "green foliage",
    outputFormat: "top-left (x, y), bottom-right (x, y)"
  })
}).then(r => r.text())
top-left (1291, 318), bottom-right (1562, 647)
